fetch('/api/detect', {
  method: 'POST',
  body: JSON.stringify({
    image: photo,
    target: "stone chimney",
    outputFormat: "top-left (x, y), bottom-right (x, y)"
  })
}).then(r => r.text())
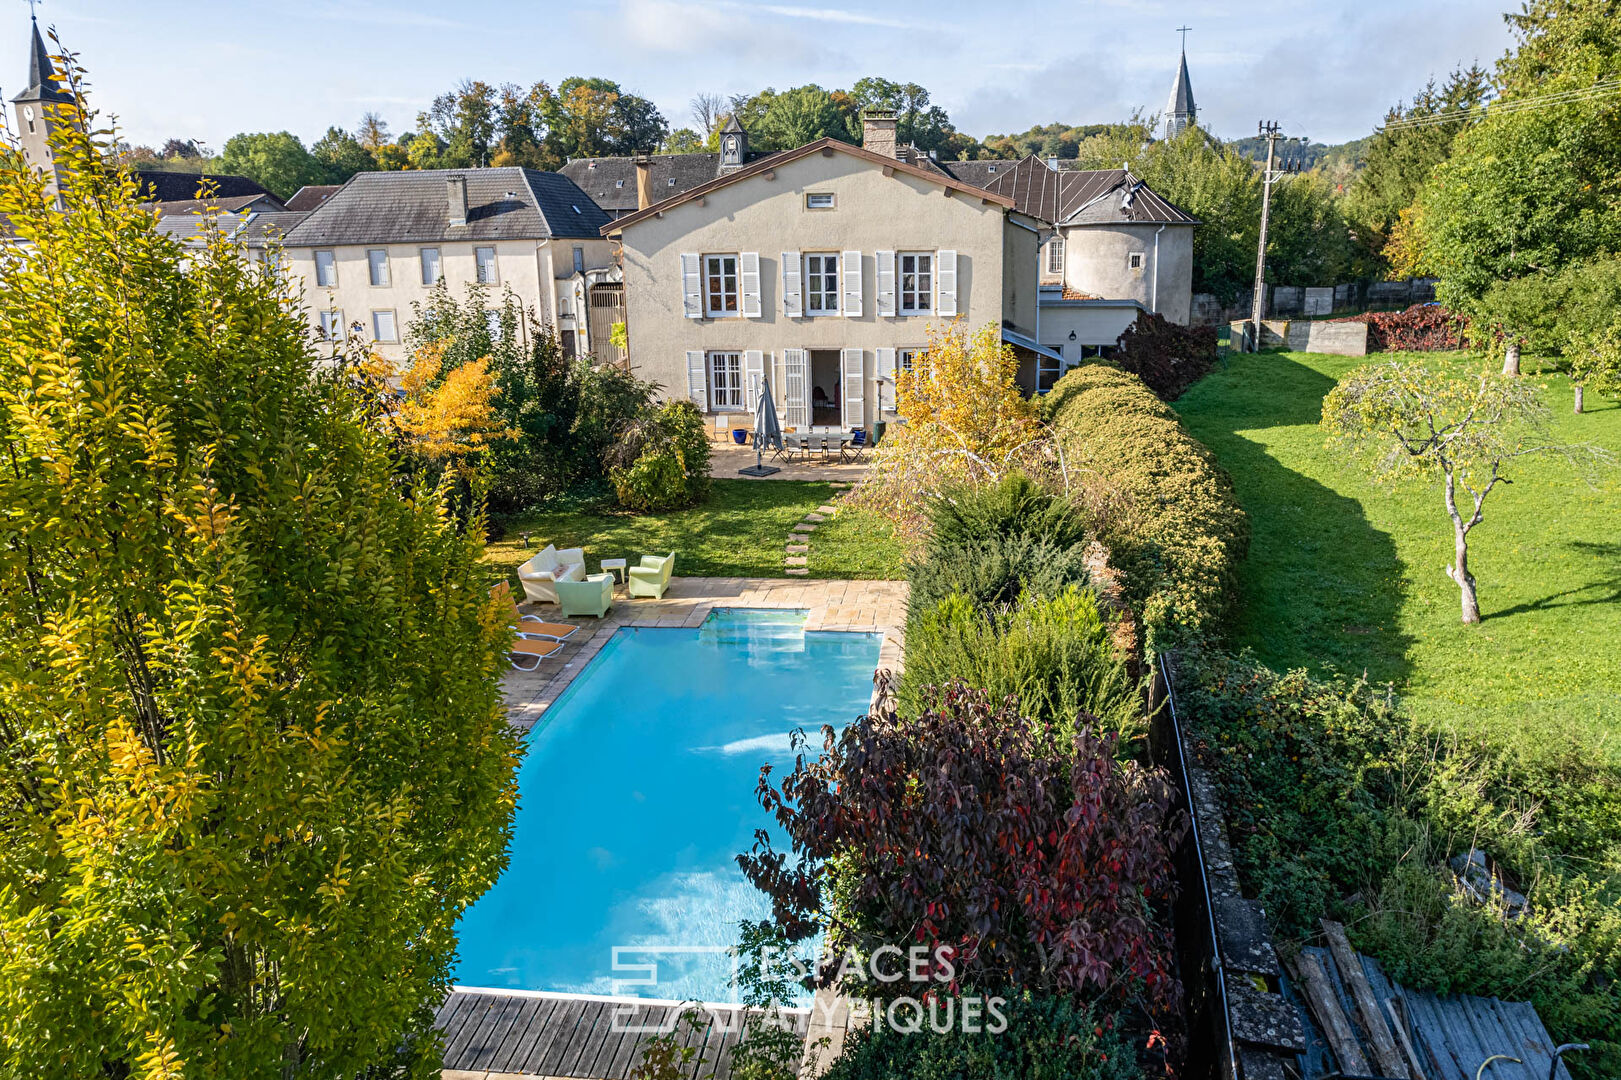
top-left (634, 152), bottom-right (653, 210)
top-left (1047, 156), bottom-right (1060, 171)
top-left (861, 109), bottom-right (898, 159)
top-left (446, 175), bottom-right (468, 227)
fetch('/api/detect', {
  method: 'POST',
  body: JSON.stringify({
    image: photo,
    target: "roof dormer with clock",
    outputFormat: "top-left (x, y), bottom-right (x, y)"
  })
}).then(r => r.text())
top-left (718, 114), bottom-right (748, 174)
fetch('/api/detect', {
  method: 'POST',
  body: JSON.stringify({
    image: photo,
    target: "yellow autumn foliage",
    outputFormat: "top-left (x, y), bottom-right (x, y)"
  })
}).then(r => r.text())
top-left (393, 341), bottom-right (517, 462)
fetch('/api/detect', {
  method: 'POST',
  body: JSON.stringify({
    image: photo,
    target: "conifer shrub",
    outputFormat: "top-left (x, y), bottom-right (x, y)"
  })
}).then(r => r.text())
top-left (1044, 364), bottom-right (1248, 649)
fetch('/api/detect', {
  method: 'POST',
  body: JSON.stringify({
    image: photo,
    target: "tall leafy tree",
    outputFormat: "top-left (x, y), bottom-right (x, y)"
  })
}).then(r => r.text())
top-left (0, 65), bottom-right (521, 1077)
top-left (847, 77), bottom-right (969, 156)
top-left (422, 80), bottom-right (500, 167)
top-left (750, 84), bottom-right (855, 150)
top-left (310, 125), bottom-right (376, 183)
top-left (1342, 65), bottom-right (1490, 268)
top-left (217, 130), bottom-right (326, 198)
top-left (1130, 127), bottom-right (1262, 303)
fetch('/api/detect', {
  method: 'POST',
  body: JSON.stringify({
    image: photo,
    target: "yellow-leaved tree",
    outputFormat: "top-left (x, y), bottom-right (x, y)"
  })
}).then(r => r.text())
top-left (855, 322), bottom-right (1052, 538)
top-left (393, 341), bottom-right (517, 468)
top-left (0, 45), bottom-right (521, 1078)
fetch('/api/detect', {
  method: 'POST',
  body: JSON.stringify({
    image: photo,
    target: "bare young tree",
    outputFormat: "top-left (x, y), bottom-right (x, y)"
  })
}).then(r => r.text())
top-left (357, 111), bottom-right (391, 152)
top-left (1322, 359), bottom-right (1612, 624)
top-left (690, 92), bottom-right (726, 138)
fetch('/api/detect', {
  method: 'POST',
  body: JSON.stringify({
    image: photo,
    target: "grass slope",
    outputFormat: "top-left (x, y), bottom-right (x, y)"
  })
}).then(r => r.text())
top-left (484, 479), bottom-right (905, 585)
top-left (1175, 350), bottom-right (1621, 761)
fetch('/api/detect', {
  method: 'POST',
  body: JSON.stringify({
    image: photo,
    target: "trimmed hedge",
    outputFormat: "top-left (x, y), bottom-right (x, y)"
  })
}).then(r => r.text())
top-left (1044, 364), bottom-right (1248, 649)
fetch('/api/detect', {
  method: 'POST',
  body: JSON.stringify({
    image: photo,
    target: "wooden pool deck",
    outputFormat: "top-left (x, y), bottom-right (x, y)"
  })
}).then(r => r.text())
top-left (437, 989), bottom-right (809, 1080)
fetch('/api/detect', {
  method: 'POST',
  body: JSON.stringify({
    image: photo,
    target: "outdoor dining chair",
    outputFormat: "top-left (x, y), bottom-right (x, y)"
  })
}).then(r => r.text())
top-left (844, 428), bottom-right (869, 463)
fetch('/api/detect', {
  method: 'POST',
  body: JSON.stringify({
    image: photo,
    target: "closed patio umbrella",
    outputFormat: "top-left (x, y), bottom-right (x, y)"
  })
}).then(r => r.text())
top-left (739, 375), bottom-right (783, 476)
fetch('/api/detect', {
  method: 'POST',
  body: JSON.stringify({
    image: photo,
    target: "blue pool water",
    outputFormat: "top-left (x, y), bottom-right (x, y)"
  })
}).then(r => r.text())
top-left (452, 609), bottom-right (880, 1003)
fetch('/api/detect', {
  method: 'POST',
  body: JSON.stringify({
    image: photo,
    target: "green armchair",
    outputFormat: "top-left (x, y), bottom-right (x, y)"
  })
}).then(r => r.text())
top-left (556, 572), bottom-right (614, 618)
top-left (627, 552), bottom-right (675, 599)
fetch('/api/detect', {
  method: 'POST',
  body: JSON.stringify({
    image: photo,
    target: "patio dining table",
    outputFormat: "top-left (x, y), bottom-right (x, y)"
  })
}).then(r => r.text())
top-left (779, 432), bottom-right (851, 463)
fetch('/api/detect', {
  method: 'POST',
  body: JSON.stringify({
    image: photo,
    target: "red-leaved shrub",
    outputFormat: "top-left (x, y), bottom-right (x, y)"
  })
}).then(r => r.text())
top-left (1110, 311), bottom-right (1220, 400)
top-left (1334, 303), bottom-right (1468, 352)
top-left (738, 679), bottom-right (1185, 1017)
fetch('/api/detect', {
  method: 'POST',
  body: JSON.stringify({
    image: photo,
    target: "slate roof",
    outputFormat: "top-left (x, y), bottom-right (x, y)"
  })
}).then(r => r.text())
top-left (14, 19), bottom-right (71, 104)
top-left (603, 139), bottom-right (1015, 235)
top-left (135, 170), bottom-right (274, 203)
top-left (282, 168), bottom-right (610, 246)
top-left (1167, 50), bottom-right (1196, 118)
top-left (152, 193), bottom-right (285, 216)
top-left (284, 184), bottom-right (341, 212)
top-left (937, 156), bottom-right (1196, 226)
top-left (560, 152), bottom-right (777, 214)
top-left (155, 209), bottom-right (309, 248)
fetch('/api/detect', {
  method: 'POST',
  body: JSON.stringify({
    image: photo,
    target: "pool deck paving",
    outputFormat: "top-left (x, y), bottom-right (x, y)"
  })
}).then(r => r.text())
top-left (501, 575), bottom-right (907, 733)
top-left (443, 576), bottom-right (905, 1079)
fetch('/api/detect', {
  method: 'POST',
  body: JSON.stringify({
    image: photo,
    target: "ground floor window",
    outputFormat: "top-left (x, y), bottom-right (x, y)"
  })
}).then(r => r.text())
top-left (318, 309), bottom-right (344, 341)
top-left (1037, 346), bottom-right (1064, 393)
top-left (708, 350), bottom-right (744, 410)
top-left (1077, 343), bottom-right (1115, 359)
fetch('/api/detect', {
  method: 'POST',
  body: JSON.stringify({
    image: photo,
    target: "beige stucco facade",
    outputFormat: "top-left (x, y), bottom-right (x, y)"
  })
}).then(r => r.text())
top-left (283, 238), bottom-right (615, 365)
top-left (610, 146), bottom-right (1039, 432)
top-left (1048, 222), bottom-right (1194, 325)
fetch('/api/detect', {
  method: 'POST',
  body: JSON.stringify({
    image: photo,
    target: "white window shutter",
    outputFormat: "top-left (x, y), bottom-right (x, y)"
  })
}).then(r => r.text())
top-left (781, 251), bottom-right (803, 318)
top-left (936, 249), bottom-right (958, 316)
top-left (744, 349), bottom-right (765, 403)
top-left (875, 347), bottom-right (897, 414)
top-left (686, 350), bottom-right (708, 410)
top-left (681, 253), bottom-right (702, 318)
top-left (739, 252), bottom-right (762, 318)
top-left (841, 250), bottom-right (862, 318)
top-left (875, 250), bottom-right (896, 317)
top-left (783, 349), bottom-right (808, 427)
top-left (841, 348), bottom-right (865, 428)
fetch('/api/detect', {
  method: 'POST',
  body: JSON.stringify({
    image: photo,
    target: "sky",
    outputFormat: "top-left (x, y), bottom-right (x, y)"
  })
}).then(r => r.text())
top-left (10, 0), bottom-right (1517, 153)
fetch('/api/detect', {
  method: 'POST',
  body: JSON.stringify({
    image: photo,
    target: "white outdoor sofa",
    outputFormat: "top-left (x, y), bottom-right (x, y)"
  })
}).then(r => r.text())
top-left (516, 544), bottom-right (587, 604)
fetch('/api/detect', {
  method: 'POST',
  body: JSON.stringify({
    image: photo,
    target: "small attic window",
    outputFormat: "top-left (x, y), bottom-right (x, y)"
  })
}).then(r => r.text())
top-left (615, 179), bottom-right (625, 188)
top-left (987, 164), bottom-right (998, 174)
top-left (572, 205), bottom-right (582, 214)
top-left (588, 161), bottom-right (597, 169)
top-left (667, 177), bottom-right (678, 186)
top-left (805, 192), bottom-right (835, 209)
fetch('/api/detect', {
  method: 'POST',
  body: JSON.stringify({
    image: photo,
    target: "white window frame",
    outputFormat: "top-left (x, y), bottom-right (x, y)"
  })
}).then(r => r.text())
top-left (707, 350), bottom-right (745, 411)
top-left (703, 254), bottom-right (739, 317)
top-left (371, 309), bottom-right (398, 342)
top-left (899, 252), bottom-right (933, 314)
top-left (1047, 237), bottom-right (1065, 275)
top-left (419, 247), bottom-right (442, 285)
top-left (475, 245), bottom-right (499, 284)
top-left (804, 252), bottom-right (839, 316)
top-left (367, 248), bottom-right (390, 287)
top-left (805, 192), bottom-right (835, 209)
top-left (318, 309), bottom-right (344, 341)
top-left (314, 249), bottom-right (337, 287)
top-left (485, 309), bottom-right (503, 340)
top-left (898, 347), bottom-right (924, 374)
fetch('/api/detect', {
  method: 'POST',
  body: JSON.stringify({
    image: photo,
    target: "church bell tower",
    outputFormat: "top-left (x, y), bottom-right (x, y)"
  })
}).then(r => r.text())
top-left (12, 17), bottom-right (74, 195)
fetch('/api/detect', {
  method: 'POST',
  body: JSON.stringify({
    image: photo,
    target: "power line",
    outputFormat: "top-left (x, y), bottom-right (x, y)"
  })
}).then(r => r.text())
top-left (1378, 78), bottom-right (1621, 132)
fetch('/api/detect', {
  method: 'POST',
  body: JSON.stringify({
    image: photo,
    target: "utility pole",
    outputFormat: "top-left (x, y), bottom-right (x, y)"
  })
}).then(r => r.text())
top-left (1248, 121), bottom-right (1281, 352)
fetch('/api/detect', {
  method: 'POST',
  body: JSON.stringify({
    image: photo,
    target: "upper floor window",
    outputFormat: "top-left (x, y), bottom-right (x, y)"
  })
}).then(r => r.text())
top-left (805, 192), bottom-right (835, 209)
top-left (1128, 251), bottom-right (1144, 271)
top-left (371, 310), bottom-right (398, 342)
top-left (704, 254), bottom-right (738, 316)
top-left (1046, 237), bottom-right (1065, 275)
top-left (318, 309), bottom-right (344, 340)
top-left (805, 253), bottom-right (839, 315)
top-left (367, 249), bottom-right (390, 287)
top-left (314, 250), bottom-right (336, 287)
top-left (900, 252), bottom-right (933, 313)
top-left (475, 246), bottom-right (498, 284)
top-left (420, 247), bottom-right (442, 285)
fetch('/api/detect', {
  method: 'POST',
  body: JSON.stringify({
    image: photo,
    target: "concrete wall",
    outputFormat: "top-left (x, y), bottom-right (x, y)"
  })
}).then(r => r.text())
top-left (1062, 221), bottom-right (1194, 324)
top-left (1231, 318), bottom-right (1368, 356)
top-left (615, 150), bottom-right (1025, 431)
top-left (286, 237), bottom-right (615, 365)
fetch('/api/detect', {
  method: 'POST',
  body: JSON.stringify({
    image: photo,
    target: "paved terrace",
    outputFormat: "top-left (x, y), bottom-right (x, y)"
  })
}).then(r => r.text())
top-left (502, 576), bottom-right (906, 731)
top-left (443, 576), bottom-right (905, 1078)
top-left (707, 440), bottom-right (870, 482)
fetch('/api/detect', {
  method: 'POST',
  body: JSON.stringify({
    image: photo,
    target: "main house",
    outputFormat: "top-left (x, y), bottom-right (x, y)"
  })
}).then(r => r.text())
top-left (603, 114), bottom-right (1045, 433)
top-left (280, 168), bottom-right (616, 365)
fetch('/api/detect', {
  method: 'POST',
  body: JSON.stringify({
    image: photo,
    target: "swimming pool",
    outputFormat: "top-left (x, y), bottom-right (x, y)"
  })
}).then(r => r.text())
top-left (452, 609), bottom-right (881, 1003)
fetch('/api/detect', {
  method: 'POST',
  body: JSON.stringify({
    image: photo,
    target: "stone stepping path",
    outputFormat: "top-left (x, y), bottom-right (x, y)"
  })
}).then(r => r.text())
top-left (785, 483), bottom-right (860, 576)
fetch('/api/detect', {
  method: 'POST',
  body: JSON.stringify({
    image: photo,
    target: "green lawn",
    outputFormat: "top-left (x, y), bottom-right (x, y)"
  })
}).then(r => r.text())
top-left (485, 479), bottom-right (905, 585)
top-left (1175, 350), bottom-right (1621, 762)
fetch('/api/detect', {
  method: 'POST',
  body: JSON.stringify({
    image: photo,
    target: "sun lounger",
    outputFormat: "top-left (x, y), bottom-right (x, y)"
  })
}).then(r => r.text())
top-left (508, 637), bottom-right (563, 671)
top-left (490, 582), bottom-right (579, 641)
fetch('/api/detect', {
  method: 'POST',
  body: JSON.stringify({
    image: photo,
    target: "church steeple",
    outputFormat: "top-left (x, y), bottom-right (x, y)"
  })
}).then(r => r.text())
top-left (1162, 31), bottom-right (1197, 140)
top-left (718, 114), bottom-right (748, 173)
top-left (13, 18), bottom-right (74, 193)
